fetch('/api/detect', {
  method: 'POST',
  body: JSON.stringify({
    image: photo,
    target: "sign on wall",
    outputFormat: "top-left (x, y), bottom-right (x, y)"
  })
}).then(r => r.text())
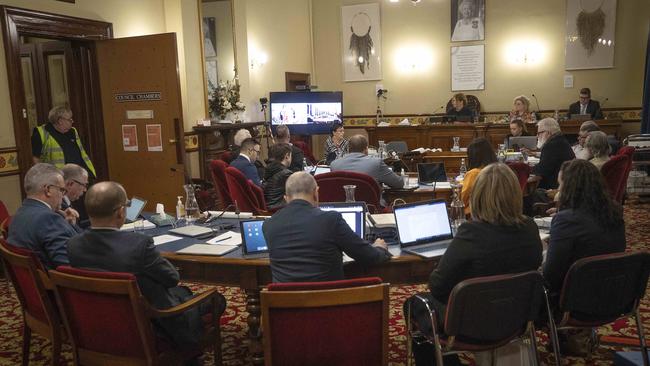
top-left (451, 45), bottom-right (485, 91)
top-left (341, 3), bottom-right (382, 82)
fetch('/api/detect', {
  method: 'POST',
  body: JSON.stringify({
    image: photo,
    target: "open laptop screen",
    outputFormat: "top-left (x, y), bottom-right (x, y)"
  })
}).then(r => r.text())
top-left (319, 202), bottom-right (366, 239)
top-left (125, 197), bottom-right (147, 223)
top-left (393, 200), bottom-right (453, 247)
top-left (312, 165), bottom-right (331, 175)
top-left (417, 162), bottom-right (447, 184)
top-left (508, 136), bottom-right (537, 150)
top-left (241, 220), bottom-right (268, 255)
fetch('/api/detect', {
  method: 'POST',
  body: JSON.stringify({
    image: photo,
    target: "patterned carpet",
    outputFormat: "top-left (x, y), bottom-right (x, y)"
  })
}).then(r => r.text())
top-left (1, 204), bottom-right (648, 365)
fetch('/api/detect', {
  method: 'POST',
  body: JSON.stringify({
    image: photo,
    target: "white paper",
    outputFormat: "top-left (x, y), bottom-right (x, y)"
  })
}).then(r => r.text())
top-left (451, 45), bottom-right (485, 91)
top-left (206, 231), bottom-right (242, 246)
top-left (119, 219), bottom-right (156, 231)
top-left (153, 234), bottom-right (183, 246)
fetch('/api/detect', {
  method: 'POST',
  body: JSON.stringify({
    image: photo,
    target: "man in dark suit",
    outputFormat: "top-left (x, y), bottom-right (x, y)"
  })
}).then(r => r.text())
top-left (60, 163), bottom-right (89, 228)
top-left (229, 137), bottom-right (263, 187)
top-left (567, 87), bottom-right (604, 120)
top-left (275, 124), bottom-right (305, 172)
top-left (263, 172), bottom-right (391, 283)
top-left (531, 118), bottom-right (576, 190)
top-left (67, 181), bottom-right (226, 349)
top-left (8, 163), bottom-right (78, 269)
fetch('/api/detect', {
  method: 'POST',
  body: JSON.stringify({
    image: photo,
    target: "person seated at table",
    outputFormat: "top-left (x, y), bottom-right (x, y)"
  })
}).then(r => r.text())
top-left (509, 95), bottom-right (534, 123)
top-left (445, 93), bottom-right (473, 122)
top-left (506, 119), bottom-right (532, 139)
top-left (263, 172), bottom-right (391, 283)
top-left (275, 124), bottom-right (305, 172)
top-left (229, 138), bottom-right (263, 187)
top-left (461, 138), bottom-right (497, 215)
top-left (8, 163), bottom-right (79, 269)
top-left (572, 120), bottom-right (600, 160)
top-left (330, 134), bottom-right (404, 189)
top-left (323, 122), bottom-right (349, 164)
top-left (404, 163), bottom-right (542, 366)
top-left (567, 87), bottom-right (604, 120)
top-left (67, 181), bottom-right (227, 351)
top-left (264, 143), bottom-right (293, 209)
top-left (585, 131), bottom-right (611, 170)
top-left (228, 128), bottom-right (252, 162)
top-left (60, 163), bottom-right (89, 228)
top-left (528, 118), bottom-right (575, 190)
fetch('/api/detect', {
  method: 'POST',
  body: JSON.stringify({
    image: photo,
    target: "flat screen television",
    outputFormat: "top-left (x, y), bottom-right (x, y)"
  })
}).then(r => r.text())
top-left (270, 91), bottom-right (343, 135)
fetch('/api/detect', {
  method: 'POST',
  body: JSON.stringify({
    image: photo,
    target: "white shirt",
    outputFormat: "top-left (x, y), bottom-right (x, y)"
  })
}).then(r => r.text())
top-left (239, 153), bottom-right (251, 162)
top-left (580, 103), bottom-right (587, 115)
top-left (451, 17), bottom-right (484, 41)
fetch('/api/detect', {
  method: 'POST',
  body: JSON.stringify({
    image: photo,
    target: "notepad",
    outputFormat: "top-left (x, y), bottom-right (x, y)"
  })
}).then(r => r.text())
top-left (206, 231), bottom-right (242, 246)
top-left (176, 244), bottom-right (238, 256)
top-left (119, 219), bottom-right (156, 231)
top-left (153, 234), bottom-right (182, 246)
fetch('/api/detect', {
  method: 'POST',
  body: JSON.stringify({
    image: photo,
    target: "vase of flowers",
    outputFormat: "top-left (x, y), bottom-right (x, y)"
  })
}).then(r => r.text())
top-left (208, 77), bottom-right (245, 123)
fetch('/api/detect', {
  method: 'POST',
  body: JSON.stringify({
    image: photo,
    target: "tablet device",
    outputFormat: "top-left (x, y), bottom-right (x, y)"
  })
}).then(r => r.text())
top-left (241, 219), bottom-right (269, 258)
top-left (125, 197), bottom-right (147, 223)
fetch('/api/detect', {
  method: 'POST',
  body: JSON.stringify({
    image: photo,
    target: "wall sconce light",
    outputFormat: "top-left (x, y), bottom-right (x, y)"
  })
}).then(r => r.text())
top-left (250, 52), bottom-right (268, 69)
top-left (389, 0), bottom-right (399, 2)
top-left (394, 46), bottom-right (433, 73)
top-left (597, 38), bottom-right (613, 47)
top-left (505, 40), bottom-right (546, 65)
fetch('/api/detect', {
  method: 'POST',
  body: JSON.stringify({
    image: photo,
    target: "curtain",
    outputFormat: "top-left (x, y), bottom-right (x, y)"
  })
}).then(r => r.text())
top-left (642, 24), bottom-right (650, 133)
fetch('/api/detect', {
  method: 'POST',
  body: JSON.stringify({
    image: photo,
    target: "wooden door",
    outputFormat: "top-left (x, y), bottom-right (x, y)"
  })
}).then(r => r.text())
top-left (95, 33), bottom-right (185, 210)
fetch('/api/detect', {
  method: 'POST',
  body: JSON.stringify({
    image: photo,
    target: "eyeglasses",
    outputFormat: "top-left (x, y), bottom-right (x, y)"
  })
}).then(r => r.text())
top-left (112, 199), bottom-right (131, 212)
top-left (536, 130), bottom-right (547, 136)
top-left (60, 116), bottom-right (74, 123)
top-left (72, 179), bottom-right (88, 188)
top-left (47, 184), bottom-right (67, 194)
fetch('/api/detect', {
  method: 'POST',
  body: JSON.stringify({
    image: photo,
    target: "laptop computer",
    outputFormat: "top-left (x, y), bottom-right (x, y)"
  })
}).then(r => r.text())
top-left (394, 200), bottom-right (454, 258)
top-left (571, 114), bottom-right (592, 120)
top-left (240, 219), bottom-right (269, 258)
top-left (319, 202), bottom-right (366, 239)
top-left (169, 225), bottom-right (214, 237)
top-left (417, 162), bottom-right (448, 185)
top-left (311, 165), bottom-right (331, 176)
top-left (508, 136), bottom-right (538, 150)
top-left (125, 196), bottom-right (147, 223)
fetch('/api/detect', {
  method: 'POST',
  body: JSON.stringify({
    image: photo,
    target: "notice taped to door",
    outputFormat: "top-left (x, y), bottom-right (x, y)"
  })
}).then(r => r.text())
top-left (146, 124), bottom-right (163, 152)
top-left (122, 124), bottom-right (138, 152)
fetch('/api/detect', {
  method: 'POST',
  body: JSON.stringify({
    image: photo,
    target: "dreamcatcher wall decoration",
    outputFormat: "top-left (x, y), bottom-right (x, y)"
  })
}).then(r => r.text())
top-left (565, 0), bottom-right (617, 70)
top-left (341, 3), bottom-right (382, 81)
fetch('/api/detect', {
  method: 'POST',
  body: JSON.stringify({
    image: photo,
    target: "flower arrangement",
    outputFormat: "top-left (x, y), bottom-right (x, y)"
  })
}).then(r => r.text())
top-left (208, 78), bottom-right (245, 121)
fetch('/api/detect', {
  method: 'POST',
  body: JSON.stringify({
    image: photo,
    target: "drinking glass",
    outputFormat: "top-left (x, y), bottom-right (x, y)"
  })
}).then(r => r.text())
top-left (343, 185), bottom-right (357, 202)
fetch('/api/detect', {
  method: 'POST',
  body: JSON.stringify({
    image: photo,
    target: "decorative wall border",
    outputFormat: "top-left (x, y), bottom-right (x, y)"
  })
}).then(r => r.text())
top-left (0, 147), bottom-right (19, 177)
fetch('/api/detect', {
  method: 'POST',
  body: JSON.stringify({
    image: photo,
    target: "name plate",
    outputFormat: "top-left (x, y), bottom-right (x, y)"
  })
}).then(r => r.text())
top-left (115, 92), bottom-right (162, 102)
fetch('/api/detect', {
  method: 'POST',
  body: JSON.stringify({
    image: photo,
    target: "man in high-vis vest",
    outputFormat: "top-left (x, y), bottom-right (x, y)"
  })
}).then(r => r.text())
top-left (31, 106), bottom-right (96, 178)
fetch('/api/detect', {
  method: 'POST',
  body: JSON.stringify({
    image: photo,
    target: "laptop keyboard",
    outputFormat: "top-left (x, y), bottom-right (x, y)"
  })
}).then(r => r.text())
top-left (410, 242), bottom-right (449, 254)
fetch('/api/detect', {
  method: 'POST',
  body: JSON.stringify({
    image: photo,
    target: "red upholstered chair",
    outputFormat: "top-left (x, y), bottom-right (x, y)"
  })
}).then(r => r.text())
top-left (601, 155), bottom-right (630, 203)
top-left (545, 252), bottom-right (650, 366)
top-left (617, 146), bottom-right (635, 203)
top-left (49, 266), bottom-right (224, 366)
top-left (0, 199), bottom-right (11, 238)
top-left (293, 140), bottom-right (317, 165)
top-left (506, 162), bottom-right (531, 192)
top-left (315, 171), bottom-right (383, 213)
top-left (261, 277), bottom-right (389, 366)
top-left (406, 271), bottom-right (545, 366)
top-left (618, 146), bottom-right (635, 160)
top-left (0, 239), bottom-right (64, 366)
top-left (209, 159), bottom-right (234, 210)
top-left (224, 166), bottom-right (269, 215)
top-left (220, 150), bottom-right (234, 164)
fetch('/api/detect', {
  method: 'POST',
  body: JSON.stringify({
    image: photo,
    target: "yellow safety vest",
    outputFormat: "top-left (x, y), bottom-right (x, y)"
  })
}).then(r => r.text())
top-left (36, 125), bottom-right (97, 177)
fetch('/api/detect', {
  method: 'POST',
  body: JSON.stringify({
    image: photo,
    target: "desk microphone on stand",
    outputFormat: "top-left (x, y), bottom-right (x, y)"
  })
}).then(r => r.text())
top-left (532, 94), bottom-right (541, 119)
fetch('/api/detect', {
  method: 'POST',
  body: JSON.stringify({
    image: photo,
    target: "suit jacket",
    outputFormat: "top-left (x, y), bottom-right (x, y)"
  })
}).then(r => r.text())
top-left (8, 198), bottom-right (77, 269)
top-left (230, 154), bottom-right (262, 187)
top-left (330, 152), bottom-right (404, 189)
top-left (263, 199), bottom-right (391, 282)
top-left (568, 100), bottom-right (603, 120)
top-left (543, 208), bottom-right (625, 292)
top-left (67, 229), bottom-right (203, 346)
top-left (289, 144), bottom-right (305, 172)
top-left (533, 133), bottom-right (575, 190)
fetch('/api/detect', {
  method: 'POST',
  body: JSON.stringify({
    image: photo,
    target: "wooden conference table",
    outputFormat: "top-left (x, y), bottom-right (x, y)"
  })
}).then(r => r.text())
top-left (154, 221), bottom-right (439, 365)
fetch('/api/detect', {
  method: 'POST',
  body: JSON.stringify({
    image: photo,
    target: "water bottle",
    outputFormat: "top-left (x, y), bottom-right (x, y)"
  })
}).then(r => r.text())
top-left (459, 158), bottom-right (467, 178)
top-left (183, 184), bottom-right (200, 225)
top-left (401, 168), bottom-right (408, 187)
top-left (378, 140), bottom-right (385, 160)
top-left (554, 109), bottom-right (559, 121)
top-left (176, 196), bottom-right (185, 221)
top-left (450, 184), bottom-right (466, 233)
top-left (303, 157), bottom-right (311, 172)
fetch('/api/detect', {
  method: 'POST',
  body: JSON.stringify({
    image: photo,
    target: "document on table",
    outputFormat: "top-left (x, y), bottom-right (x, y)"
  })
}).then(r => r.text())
top-left (119, 219), bottom-right (156, 231)
top-left (206, 231), bottom-right (242, 246)
top-left (153, 234), bottom-right (183, 246)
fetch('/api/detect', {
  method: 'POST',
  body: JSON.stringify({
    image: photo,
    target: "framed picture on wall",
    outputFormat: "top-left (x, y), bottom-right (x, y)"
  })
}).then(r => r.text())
top-left (202, 17), bottom-right (217, 58)
top-left (565, 0), bottom-right (616, 70)
top-left (451, 0), bottom-right (485, 42)
top-left (451, 45), bottom-right (485, 91)
top-left (341, 3), bottom-right (382, 82)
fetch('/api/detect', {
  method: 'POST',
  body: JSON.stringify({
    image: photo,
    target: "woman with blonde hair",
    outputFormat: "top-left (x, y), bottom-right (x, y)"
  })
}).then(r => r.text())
top-left (509, 95), bottom-right (534, 123)
top-left (404, 162), bottom-right (542, 366)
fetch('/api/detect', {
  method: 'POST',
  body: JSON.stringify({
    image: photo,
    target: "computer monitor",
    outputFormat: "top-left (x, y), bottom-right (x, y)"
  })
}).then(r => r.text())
top-left (417, 162), bottom-right (447, 184)
top-left (319, 202), bottom-right (366, 239)
top-left (125, 197), bottom-right (147, 223)
top-left (393, 200), bottom-right (453, 247)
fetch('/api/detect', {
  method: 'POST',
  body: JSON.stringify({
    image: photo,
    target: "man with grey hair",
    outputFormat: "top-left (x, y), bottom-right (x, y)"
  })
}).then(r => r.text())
top-left (573, 120), bottom-right (600, 160)
top-left (275, 124), bottom-right (305, 172)
top-left (8, 163), bottom-right (78, 268)
top-left (60, 163), bottom-right (89, 225)
top-left (262, 172), bottom-right (391, 282)
top-left (530, 118), bottom-right (575, 190)
top-left (31, 105), bottom-right (96, 178)
top-left (585, 131), bottom-right (611, 170)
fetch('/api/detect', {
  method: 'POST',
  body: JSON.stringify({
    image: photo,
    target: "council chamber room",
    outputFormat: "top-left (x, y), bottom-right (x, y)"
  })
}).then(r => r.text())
top-left (0, 0), bottom-right (649, 365)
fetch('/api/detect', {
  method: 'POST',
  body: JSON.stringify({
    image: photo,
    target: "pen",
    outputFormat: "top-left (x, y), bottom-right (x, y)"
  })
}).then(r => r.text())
top-left (213, 236), bottom-right (232, 243)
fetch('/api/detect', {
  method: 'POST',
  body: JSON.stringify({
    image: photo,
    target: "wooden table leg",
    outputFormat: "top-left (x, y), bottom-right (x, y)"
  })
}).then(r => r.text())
top-left (246, 288), bottom-right (264, 365)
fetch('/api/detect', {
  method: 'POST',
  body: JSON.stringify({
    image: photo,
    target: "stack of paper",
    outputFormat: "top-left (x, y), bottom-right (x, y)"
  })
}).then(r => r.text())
top-left (119, 219), bottom-right (156, 231)
top-left (369, 213), bottom-right (396, 228)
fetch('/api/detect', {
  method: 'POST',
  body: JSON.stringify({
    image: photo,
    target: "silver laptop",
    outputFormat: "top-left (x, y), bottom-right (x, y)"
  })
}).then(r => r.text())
top-left (394, 200), bottom-right (453, 258)
top-left (125, 196), bottom-right (147, 223)
top-left (508, 136), bottom-right (537, 150)
top-left (319, 202), bottom-right (366, 239)
top-left (169, 225), bottom-right (214, 237)
top-left (241, 219), bottom-right (269, 259)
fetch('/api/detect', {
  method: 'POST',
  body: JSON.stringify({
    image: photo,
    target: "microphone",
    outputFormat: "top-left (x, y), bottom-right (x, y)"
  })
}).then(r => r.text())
top-left (531, 94), bottom-right (541, 111)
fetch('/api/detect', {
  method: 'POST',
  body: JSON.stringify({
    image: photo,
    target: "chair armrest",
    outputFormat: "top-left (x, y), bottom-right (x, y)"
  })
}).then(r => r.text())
top-left (39, 269), bottom-right (53, 290)
top-left (148, 288), bottom-right (220, 318)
